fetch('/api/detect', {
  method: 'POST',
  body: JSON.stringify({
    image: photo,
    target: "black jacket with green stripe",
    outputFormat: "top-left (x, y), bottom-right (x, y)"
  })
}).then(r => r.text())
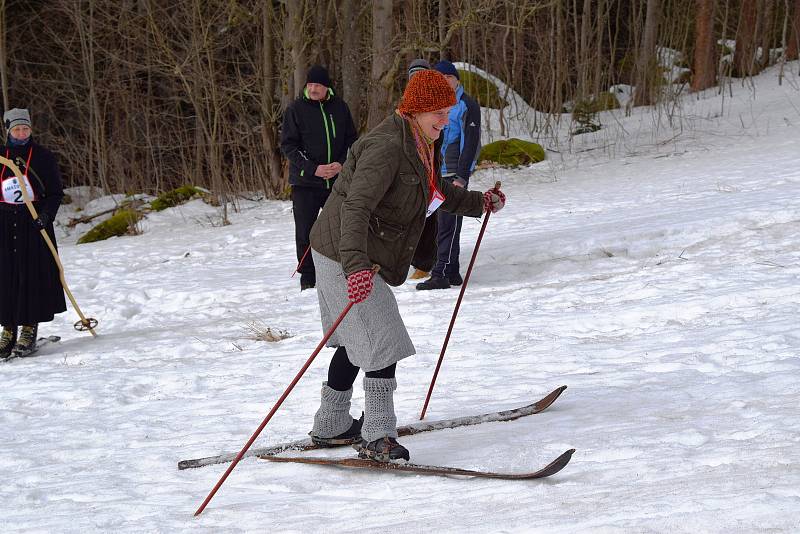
top-left (280, 88), bottom-right (358, 189)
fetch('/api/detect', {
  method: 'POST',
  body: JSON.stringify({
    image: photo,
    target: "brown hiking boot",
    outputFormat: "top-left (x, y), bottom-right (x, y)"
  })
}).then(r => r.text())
top-left (0, 326), bottom-right (17, 359)
top-left (12, 324), bottom-right (38, 357)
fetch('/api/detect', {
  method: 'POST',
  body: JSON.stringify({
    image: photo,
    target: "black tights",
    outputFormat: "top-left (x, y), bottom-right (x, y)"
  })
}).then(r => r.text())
top-left (327, 346), bottom-right (396, 391)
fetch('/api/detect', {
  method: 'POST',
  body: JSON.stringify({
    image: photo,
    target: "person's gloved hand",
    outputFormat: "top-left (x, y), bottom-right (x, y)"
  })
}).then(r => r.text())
top-left (483, 189), bottom-right (506, 213)
top-left (346, 269), bottom-right (374, 304)
top-left (32, 212), bottom-right (49, 230)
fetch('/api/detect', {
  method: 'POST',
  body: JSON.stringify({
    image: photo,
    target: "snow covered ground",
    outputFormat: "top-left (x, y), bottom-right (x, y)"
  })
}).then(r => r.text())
top-left (3, 63), bottom-right (800, 533)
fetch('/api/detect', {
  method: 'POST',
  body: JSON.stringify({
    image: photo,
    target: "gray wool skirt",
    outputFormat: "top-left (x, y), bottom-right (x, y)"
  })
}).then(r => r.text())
top-left (311, 249), bottom-right (416, 372)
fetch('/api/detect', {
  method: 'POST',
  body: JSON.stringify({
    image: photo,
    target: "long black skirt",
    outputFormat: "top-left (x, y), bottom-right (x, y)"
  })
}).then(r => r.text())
top-left (0, 205), bottom-right (67, 326)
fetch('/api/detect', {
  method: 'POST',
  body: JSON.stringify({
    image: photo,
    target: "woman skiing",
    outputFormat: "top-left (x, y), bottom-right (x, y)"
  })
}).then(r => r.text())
top-left (307, 70), bottom-right (506, 461)
top-left (0, 108), bottom-right (66, 359)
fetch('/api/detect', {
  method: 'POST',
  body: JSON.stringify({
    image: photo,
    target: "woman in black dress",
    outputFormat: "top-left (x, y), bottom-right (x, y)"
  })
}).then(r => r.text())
top-left (0, 108), bottom-right (66, 359)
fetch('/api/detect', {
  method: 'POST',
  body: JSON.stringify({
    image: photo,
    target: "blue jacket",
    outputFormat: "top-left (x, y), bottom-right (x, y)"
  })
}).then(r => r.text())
top-left (440, 85), bottom-right (481, 181)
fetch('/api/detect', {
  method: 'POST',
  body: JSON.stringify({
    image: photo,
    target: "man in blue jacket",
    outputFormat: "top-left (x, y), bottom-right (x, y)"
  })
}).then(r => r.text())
top-left (281, 65), bottom-right (358, 290)
top-left (417, 60), bottom-right (481, 290)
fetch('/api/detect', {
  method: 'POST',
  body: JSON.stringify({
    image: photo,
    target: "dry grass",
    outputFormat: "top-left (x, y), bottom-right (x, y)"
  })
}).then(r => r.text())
top-left (243, 322), bottom-right (293, 343)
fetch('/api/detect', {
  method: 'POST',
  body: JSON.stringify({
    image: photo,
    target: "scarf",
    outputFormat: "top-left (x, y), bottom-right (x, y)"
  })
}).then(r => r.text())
top-left (7, 135), bottom-right (31, 147)
top-left (398, 111), bottom-right (436, 199)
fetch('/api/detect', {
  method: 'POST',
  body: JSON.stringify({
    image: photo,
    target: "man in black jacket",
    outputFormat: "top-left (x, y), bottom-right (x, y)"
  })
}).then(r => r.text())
top-left (281, 65), bottom-right (358, 290)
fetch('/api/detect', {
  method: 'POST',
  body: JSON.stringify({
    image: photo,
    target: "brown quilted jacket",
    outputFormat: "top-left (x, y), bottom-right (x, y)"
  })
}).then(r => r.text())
top-left (309, 112), bottom-right (485, 286)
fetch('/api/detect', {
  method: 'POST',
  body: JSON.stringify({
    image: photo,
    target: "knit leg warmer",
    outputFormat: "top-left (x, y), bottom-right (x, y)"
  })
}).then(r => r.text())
top-left (361, 377), bottom-right (398, 442)
top-left (312, 382), bottom-right (354, 438)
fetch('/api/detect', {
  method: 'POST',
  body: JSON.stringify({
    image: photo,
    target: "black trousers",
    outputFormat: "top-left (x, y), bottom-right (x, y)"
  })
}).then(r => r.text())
top-left (431, 208), bottom-right (464, 279)
top-left (292, 185), bottom-right (331, 282)
top-left (327, 346), bottom-right (396, 391)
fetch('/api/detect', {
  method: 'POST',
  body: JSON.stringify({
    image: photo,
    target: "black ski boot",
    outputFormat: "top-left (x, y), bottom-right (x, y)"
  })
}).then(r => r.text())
top-left (311, 414), bottom-right (363, 447)
top-left (354, 436), bottom-right (410, 462)
top-left (11, 324), bottom-right (38, 358)
top-left (0, 326), bottom-right (17, 360)
top-left (415, 276), bottom-right (451, 291)
top-left (448, 273), bottom-right (463, 287)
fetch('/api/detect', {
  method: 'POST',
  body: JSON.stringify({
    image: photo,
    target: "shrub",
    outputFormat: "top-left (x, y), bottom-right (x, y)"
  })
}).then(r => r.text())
top-left (478, 138), bottom-right (545, 167)
top-left (570, 92), bottom-right (619, 135)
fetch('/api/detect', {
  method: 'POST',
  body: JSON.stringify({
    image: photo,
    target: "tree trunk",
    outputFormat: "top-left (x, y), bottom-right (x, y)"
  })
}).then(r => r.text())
top-left (634, 0), bottom-right (661, 106)
top-left (553, 0), bottom-right (564, 114)
top-left (283, 0), bottom-right (306, 108)
top-left (757, 0), bottom-right (773, 68)
top-left (691, 0), bottom-right (717, 92)
top-left (733, 0), bottom-right (760, 77)
top-left (787, 0), bottom-right (800, 60)
top-left (592, 0), bottom-right (608, 99)
top-left (340, 0), bottom-right (363, 129)
top-left (260, 2), bottom-right (283, 195)
top-left (578, 0), bottom-right (592, 99)
top-left (368, 0), bottom-right (393, 129)
top-left (0, 0), bottom-right (8, 111)
top-left (438, 0), bottom-right (447, 60)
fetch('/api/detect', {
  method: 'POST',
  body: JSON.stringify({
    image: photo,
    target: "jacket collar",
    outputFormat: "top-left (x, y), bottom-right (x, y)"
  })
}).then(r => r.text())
top-left (392, 113), bottom-right (427, 181)
top-left (391, 113), bottom-right (443, 203)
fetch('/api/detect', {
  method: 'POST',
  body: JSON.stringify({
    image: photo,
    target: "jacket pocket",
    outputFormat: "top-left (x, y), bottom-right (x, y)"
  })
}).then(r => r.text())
top-left (399, 172), bottom-right (420, 186)
top-left (369, 215), bottom-right (406, 241)
top-left (381, 172), bottom-right (422, 212)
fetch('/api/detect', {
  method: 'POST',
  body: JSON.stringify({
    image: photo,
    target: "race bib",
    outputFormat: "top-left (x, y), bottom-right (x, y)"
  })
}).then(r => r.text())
top-left (1, 175), bottom-right (36, 204)
top-left (426, 187), bottom-right (445, 218)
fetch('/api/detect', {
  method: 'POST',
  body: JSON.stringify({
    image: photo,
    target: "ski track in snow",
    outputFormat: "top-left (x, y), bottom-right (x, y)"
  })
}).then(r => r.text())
top-left (2, 63), bottom-right (800, 532)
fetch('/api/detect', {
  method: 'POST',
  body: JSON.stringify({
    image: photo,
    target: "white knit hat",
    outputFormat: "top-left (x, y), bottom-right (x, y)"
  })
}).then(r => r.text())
top-left (3, 108), bottom-right (32, 131)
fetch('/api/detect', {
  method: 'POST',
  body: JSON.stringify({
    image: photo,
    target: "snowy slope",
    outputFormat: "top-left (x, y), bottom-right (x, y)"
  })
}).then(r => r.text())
top-left (2, 63), bottom-right (800, 533)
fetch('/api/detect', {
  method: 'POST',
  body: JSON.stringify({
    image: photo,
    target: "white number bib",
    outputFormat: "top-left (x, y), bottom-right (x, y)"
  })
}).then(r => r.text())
top-left (426, 187), bottom-right (445, 218)
top-left (2, 175), bottom-right (36, 204)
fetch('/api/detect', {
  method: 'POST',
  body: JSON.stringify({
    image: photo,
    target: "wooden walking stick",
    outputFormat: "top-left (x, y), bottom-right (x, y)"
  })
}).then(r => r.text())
top-left (419, 181), bottom-right (501, 420)
top-left (0, 155), bottom-right (98, 336)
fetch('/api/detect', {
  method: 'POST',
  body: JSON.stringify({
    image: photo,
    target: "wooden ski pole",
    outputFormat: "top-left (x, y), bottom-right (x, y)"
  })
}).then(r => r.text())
top-left (0, 155), bottom-right (97, 336)
top-left (194, 265), bottom-right (378, 516)
top-left (292, 244), bottom-right (311, 277)
top-left (419, 181), bottom-right (501, 420)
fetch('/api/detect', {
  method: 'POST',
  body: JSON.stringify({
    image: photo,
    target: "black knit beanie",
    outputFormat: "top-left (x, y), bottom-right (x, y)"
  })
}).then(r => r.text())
top-left (306, 65), bottom-right (332, 87)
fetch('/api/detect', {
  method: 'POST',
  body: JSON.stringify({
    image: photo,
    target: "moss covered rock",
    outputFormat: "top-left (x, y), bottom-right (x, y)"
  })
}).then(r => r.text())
top-left (150, 185), bottom-right (206, 212)
top-left (479, 138), bottom-right (545, 167)
top-left (77, 209), bottom-right (142, 244)
top-left (458, 70), bottom-right (507, 109)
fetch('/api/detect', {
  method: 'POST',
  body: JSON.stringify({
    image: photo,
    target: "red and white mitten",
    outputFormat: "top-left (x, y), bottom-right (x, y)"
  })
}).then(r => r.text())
top-left (483, 189), bottom-right (506, 213)
top-left (346, 269), bottom-right (374, 304)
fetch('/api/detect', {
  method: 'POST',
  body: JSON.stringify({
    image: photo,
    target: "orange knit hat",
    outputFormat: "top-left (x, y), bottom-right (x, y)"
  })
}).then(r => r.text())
top-left (397, 69), bottom-right (456, 115)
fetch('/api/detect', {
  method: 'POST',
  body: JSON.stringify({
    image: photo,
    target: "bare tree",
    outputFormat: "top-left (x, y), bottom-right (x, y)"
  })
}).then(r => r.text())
top-left (733, 0), bottom-right (760, 77)
top-left (757, 0), bottom-right (774, 69)
top-left (340, 0), bottom-right (365, 128)
top-left (787, 0), bottom-right (800, 60)
top-left (368, 0), bottom-right (393, 129)
top-left (438, 0), bottom-right (447, 60)
top-left (283, 0), bottom-right (308, 109)
top-left (260, 2), bottom-right (284, 196)
top-left (634, 0), bottom-right (662, 106)
top-left (691, 0), bottom-right (717, 92)
top-left (0, 0), bottom-right (8, 111)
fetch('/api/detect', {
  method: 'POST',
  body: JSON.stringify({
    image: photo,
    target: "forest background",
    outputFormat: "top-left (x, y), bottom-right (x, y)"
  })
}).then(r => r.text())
top-left (0, 0), bottom-right (798, 203)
